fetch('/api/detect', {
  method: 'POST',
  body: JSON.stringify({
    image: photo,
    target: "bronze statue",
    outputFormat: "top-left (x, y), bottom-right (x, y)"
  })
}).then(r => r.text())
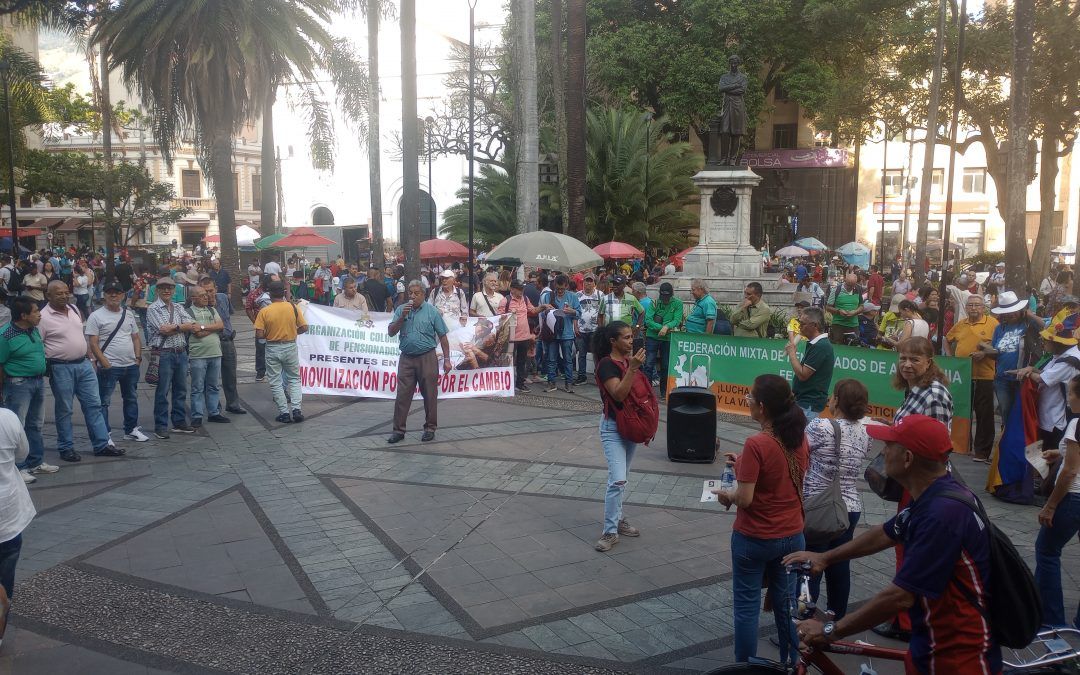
top-left (717, 54), bottom-right (747, 166)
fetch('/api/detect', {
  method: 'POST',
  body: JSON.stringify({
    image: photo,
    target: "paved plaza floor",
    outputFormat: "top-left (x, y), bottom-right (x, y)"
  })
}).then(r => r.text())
top-left (3, 316), bottom-right (1076, 673)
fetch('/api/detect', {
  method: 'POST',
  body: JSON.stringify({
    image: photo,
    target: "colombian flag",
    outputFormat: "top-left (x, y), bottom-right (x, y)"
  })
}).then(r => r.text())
top-left (986, 378), bottom-right (1040, 504)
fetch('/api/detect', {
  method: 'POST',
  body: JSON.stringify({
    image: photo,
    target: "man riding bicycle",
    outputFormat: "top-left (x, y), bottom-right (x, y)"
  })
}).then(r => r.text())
top-left (784, 414), bottom-right (1002, 674)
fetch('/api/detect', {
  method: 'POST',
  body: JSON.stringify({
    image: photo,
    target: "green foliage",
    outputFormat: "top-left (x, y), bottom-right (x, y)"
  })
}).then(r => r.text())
top-left (439, 164), bottom-right (520, 249)
top-left (583, 108), bottom-right (701, 248)
top-left (15, 149), bottom-right (190, 245)
top-left (716, 304), bottom-right (735, 321)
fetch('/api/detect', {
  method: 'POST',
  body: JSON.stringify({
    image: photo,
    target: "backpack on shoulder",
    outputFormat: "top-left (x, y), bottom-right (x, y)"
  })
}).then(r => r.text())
top-left (596, 358), bottom-right (659, 445)
top-left (929, 489), bottom-right (1042, 649)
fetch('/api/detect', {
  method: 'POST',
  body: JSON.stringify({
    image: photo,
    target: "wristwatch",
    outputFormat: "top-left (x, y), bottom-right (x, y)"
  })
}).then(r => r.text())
top-left (200, 324), bottom-right (206, 331)
top-left (822, 621), bottom-right (836, 641)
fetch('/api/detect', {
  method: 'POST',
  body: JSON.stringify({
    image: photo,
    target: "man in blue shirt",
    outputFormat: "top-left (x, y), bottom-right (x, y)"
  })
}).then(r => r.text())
top-left (685, 278), bottom-right (717, 334)
top-left (539, 273), bottom-right (581, 393)
top-left (988, 291), bottom-right (1043, 424)
top-left (387, 280), bottom-right (452, 444)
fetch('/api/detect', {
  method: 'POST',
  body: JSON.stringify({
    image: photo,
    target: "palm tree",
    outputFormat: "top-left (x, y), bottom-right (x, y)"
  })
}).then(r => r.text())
top-left (584, 108), bottom-right (700, 248)
top-left (94, 0), bottom-right (365, 287)
top-left (439, 164), bottom-right (518, 249)
top-left (510, 0), bottom-right (538, 234)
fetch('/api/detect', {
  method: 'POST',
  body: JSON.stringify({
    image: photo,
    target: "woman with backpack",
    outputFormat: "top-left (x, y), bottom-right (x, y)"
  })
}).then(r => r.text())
top-left (801, 379), bottom-right (872, 619)
top-left (592, 321), bottom-right (658, 553)
top-left (712, 374), bottom-right (808, 667)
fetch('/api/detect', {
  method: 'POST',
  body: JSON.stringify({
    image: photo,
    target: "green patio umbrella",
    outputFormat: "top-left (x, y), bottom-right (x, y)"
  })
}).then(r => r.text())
top-left (254, 233), bottom-right (287, 250)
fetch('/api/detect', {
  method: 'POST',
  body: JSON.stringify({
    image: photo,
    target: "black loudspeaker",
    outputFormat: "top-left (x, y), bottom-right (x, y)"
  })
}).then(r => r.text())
top-left (666, 386), bottom-right (717, 463)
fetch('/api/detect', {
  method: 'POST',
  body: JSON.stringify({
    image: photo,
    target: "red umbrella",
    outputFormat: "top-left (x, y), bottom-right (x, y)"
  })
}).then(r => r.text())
top-left (670, 246), bottom-right (695, 270)
top-left (271, 227), bottom-right (336, 249)
top-left (593, 241), bottom-right (645, 260)
top-left (419, 238), bottom-right (470, 261)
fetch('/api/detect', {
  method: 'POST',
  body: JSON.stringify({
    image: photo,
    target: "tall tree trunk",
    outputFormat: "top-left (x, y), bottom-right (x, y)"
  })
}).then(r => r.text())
top-left (99, 44), bottom-right (115, 278)
top-left (564, 0), bottom-right (586, 241)
top-left (368, 0), bottom-right (385, 268)
top-left (260, 87), bottom-right (277, 265)
top-left (1029, 133), bottom-right (1060, 288)
top-left (900, 129), bottom-right (916, 265)
top-left (512, 0), bottom-right (539, 234)
top-left (914, 0), bottom-right (948, 285)
top-left (210, 123), bottom-right (239, 301)
top-left (400, 0), bottom-right (420, 281)
top-left (551, 0), bottom-right (568, 232)
top-left (1005, 0), bottom-right (1035, 293)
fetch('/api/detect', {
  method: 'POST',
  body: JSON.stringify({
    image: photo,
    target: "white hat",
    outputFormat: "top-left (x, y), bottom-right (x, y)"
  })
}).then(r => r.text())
top-left (862, 301), bottom-right (880, 312)
top-left (439, 269), bottom-right (456, 279)
top-left (991, 290), bottom-right (1027, 315)
top-left (996, 261), bottom-right (1006, 268)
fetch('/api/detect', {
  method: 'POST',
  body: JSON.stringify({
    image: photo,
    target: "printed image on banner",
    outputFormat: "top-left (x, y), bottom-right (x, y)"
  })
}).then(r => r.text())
top-left (298, 304), bottom-right (515, 399)
top-left (666, 333), bottom-right (973, 453)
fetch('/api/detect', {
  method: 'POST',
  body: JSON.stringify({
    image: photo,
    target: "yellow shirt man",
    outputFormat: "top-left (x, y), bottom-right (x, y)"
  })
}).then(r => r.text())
top-left (945, 313), bottom-right (999, 380)
top-left (254, 300), bottom-right (308, 342)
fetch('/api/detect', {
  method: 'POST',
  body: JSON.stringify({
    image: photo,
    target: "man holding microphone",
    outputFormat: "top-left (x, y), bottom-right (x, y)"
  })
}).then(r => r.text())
top-left (387, 281), bottom-right (453, 444)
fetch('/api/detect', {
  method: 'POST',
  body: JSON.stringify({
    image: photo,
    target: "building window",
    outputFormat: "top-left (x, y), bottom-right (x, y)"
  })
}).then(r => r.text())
top-left (181, 170), bottom-right (201, 198)
top-left (18, 194), bottom-right (31, 208)
top-left (772, 124), bottom-right (798, 149)
top-left (774, 82), bottom-right (790, 102)
top-left (962, 167), bottom-right (986, 194)
top-left (930, 168), bottom-right (945, 195)
top-left (77, 197), bottom-right (92, 208)
top-left (883, 169), bottom-right (905, 197)
top-left (252, 174), bottom-right (262, 209)
top-left (955, 219), bottom-right (985, 255)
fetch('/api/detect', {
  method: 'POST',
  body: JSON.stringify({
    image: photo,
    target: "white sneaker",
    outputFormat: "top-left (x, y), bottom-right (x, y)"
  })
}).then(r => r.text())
top-left (21, 470), bottom-right (36, 484)
top-left (123, 427), bottom-right (150, 442)
top-left (29, 462), bottom-right (59, 474)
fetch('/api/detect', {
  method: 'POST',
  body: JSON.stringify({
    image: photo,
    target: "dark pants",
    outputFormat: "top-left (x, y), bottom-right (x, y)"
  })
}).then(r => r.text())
top-left (828, 323), bottom-right (857, 345)
top-left (220, 338), bottom-right (239, 409)
top-left (575, 332), bottom-right (594, 379)
top-left (97, 364), bottom-right (140, 435)
top-left (255, 338), bottom-right (266, 378)
top-left (645, 338), bottom-right (671, 396)
top-left (393, 350), bottom-right (439, 433)
top-left (972, 378), bottom-right (995, 459)
top-left (512, 341), bottom-right (530, 388)
top-left (0, 532), bottom-right (22, 599)
top-left (806, 512), bottom-right (861, 619)
top-left (1035, 492), bottom-right (1080, 628)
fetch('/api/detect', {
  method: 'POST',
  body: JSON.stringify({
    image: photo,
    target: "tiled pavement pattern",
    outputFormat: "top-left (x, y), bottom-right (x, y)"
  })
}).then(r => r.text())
top-left (4, 314), bottom-right (1077, 674)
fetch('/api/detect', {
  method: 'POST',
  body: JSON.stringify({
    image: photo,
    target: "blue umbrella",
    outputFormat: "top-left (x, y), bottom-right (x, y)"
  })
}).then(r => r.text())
top-left (836, 241), bottom-right (870, 256)
top-left (794, 237), bottom-right (828, 251)
top-left (0, 237), bottom-right (32, 254)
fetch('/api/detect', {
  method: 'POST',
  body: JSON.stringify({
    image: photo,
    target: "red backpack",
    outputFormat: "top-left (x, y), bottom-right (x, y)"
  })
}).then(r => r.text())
top-left (596, 357), bottom-right (660, 444)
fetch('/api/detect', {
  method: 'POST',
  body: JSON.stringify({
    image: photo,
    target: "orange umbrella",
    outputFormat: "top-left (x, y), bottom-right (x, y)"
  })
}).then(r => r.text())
top-left (593, 241), bottom-right (645, 260)
top-left (270, 227), bottom-right (336, 248)
top-left (419, 238), bottom-right (470, 261)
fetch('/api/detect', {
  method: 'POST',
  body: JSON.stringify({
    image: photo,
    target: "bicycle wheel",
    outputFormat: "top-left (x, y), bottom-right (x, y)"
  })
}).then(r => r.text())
top-left (704, 664), bottom-right (789, 674)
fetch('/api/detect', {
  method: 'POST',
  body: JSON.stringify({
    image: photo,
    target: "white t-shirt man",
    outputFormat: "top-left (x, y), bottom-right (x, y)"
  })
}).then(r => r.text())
top-left (1037, 346), bottom-right (1080, 433)
top-left (470, 290), bottom-right (505, 317)
top-left (85, 305), bottom-right (141, 367)
top-left (263, 260), bottom-right (282, 276)
top-left (1057, 418), bottom-right (1080, 495)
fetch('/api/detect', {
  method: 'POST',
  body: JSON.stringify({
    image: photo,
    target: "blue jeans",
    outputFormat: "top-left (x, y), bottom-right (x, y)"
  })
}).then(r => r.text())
top-left (1035, 492), bottom-right (1080, 628)
top-left (600, 416), bottom-right (636, 534)
top-left (4, 376), bottom-right (45, 470)
top-left (265, 342), bottom-right (301, 414)
top-left (49, 360), bottom-right (111, 452)
top-left (995, 379), bottom-right (1019, 425)
top-left (731, 530), bottom-right (805, 665)
top-left (575, 332), bottom-right (593, 378)
top-left (0, 532), bottom-right (22, 599)
top-left (806, 512), bottom-right (861, 619)
top-left (154, 350), bottom-right (189, 430)
top-left (801, 406), bottom-right (820, 422)
top-left (189, 356), bottom-right (222, 422)
top-left (97, 364), bottom-right (140, 435)
top-left (645, 338), bottom-right (671, 395)
top-left (545, 338), bottom-right (574, 385)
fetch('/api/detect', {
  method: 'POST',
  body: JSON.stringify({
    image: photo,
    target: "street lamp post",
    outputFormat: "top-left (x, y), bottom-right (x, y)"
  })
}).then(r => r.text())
top-left (425, 115), bottom-right (434, 241)
top-left (467, 0), bottom-right (477, 296)
top-left (0, 60), bottom-right (19, 255)
top-left (879, 121), bottom-right (888, 269)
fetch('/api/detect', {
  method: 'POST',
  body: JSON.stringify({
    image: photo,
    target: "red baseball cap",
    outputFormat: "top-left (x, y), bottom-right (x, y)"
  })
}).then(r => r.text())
top-left (865, 414), bottom-right (952, 462)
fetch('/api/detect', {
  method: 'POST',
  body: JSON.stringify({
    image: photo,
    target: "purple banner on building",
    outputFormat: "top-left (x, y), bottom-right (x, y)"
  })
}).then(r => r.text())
top-left (739, 148), bottom-right (850, 169)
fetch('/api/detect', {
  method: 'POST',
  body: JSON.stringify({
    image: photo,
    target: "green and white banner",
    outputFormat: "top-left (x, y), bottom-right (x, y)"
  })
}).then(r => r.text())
top-left (667, 333), bottom-right (973, 452)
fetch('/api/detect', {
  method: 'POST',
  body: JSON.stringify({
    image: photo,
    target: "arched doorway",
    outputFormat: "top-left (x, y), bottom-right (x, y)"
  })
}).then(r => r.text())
top-left (398, 191), bottom-right (437, 241)
top-left (312, 206), bottom-right (335, 226)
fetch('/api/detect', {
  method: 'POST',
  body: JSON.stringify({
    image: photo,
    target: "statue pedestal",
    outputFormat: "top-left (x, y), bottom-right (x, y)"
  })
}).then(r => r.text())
top-left (671, 168), bottom-right (787, 307)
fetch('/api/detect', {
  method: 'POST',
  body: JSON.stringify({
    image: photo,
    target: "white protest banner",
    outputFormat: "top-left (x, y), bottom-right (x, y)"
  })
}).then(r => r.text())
top-left (297, 303), bottom-right (515, 399)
